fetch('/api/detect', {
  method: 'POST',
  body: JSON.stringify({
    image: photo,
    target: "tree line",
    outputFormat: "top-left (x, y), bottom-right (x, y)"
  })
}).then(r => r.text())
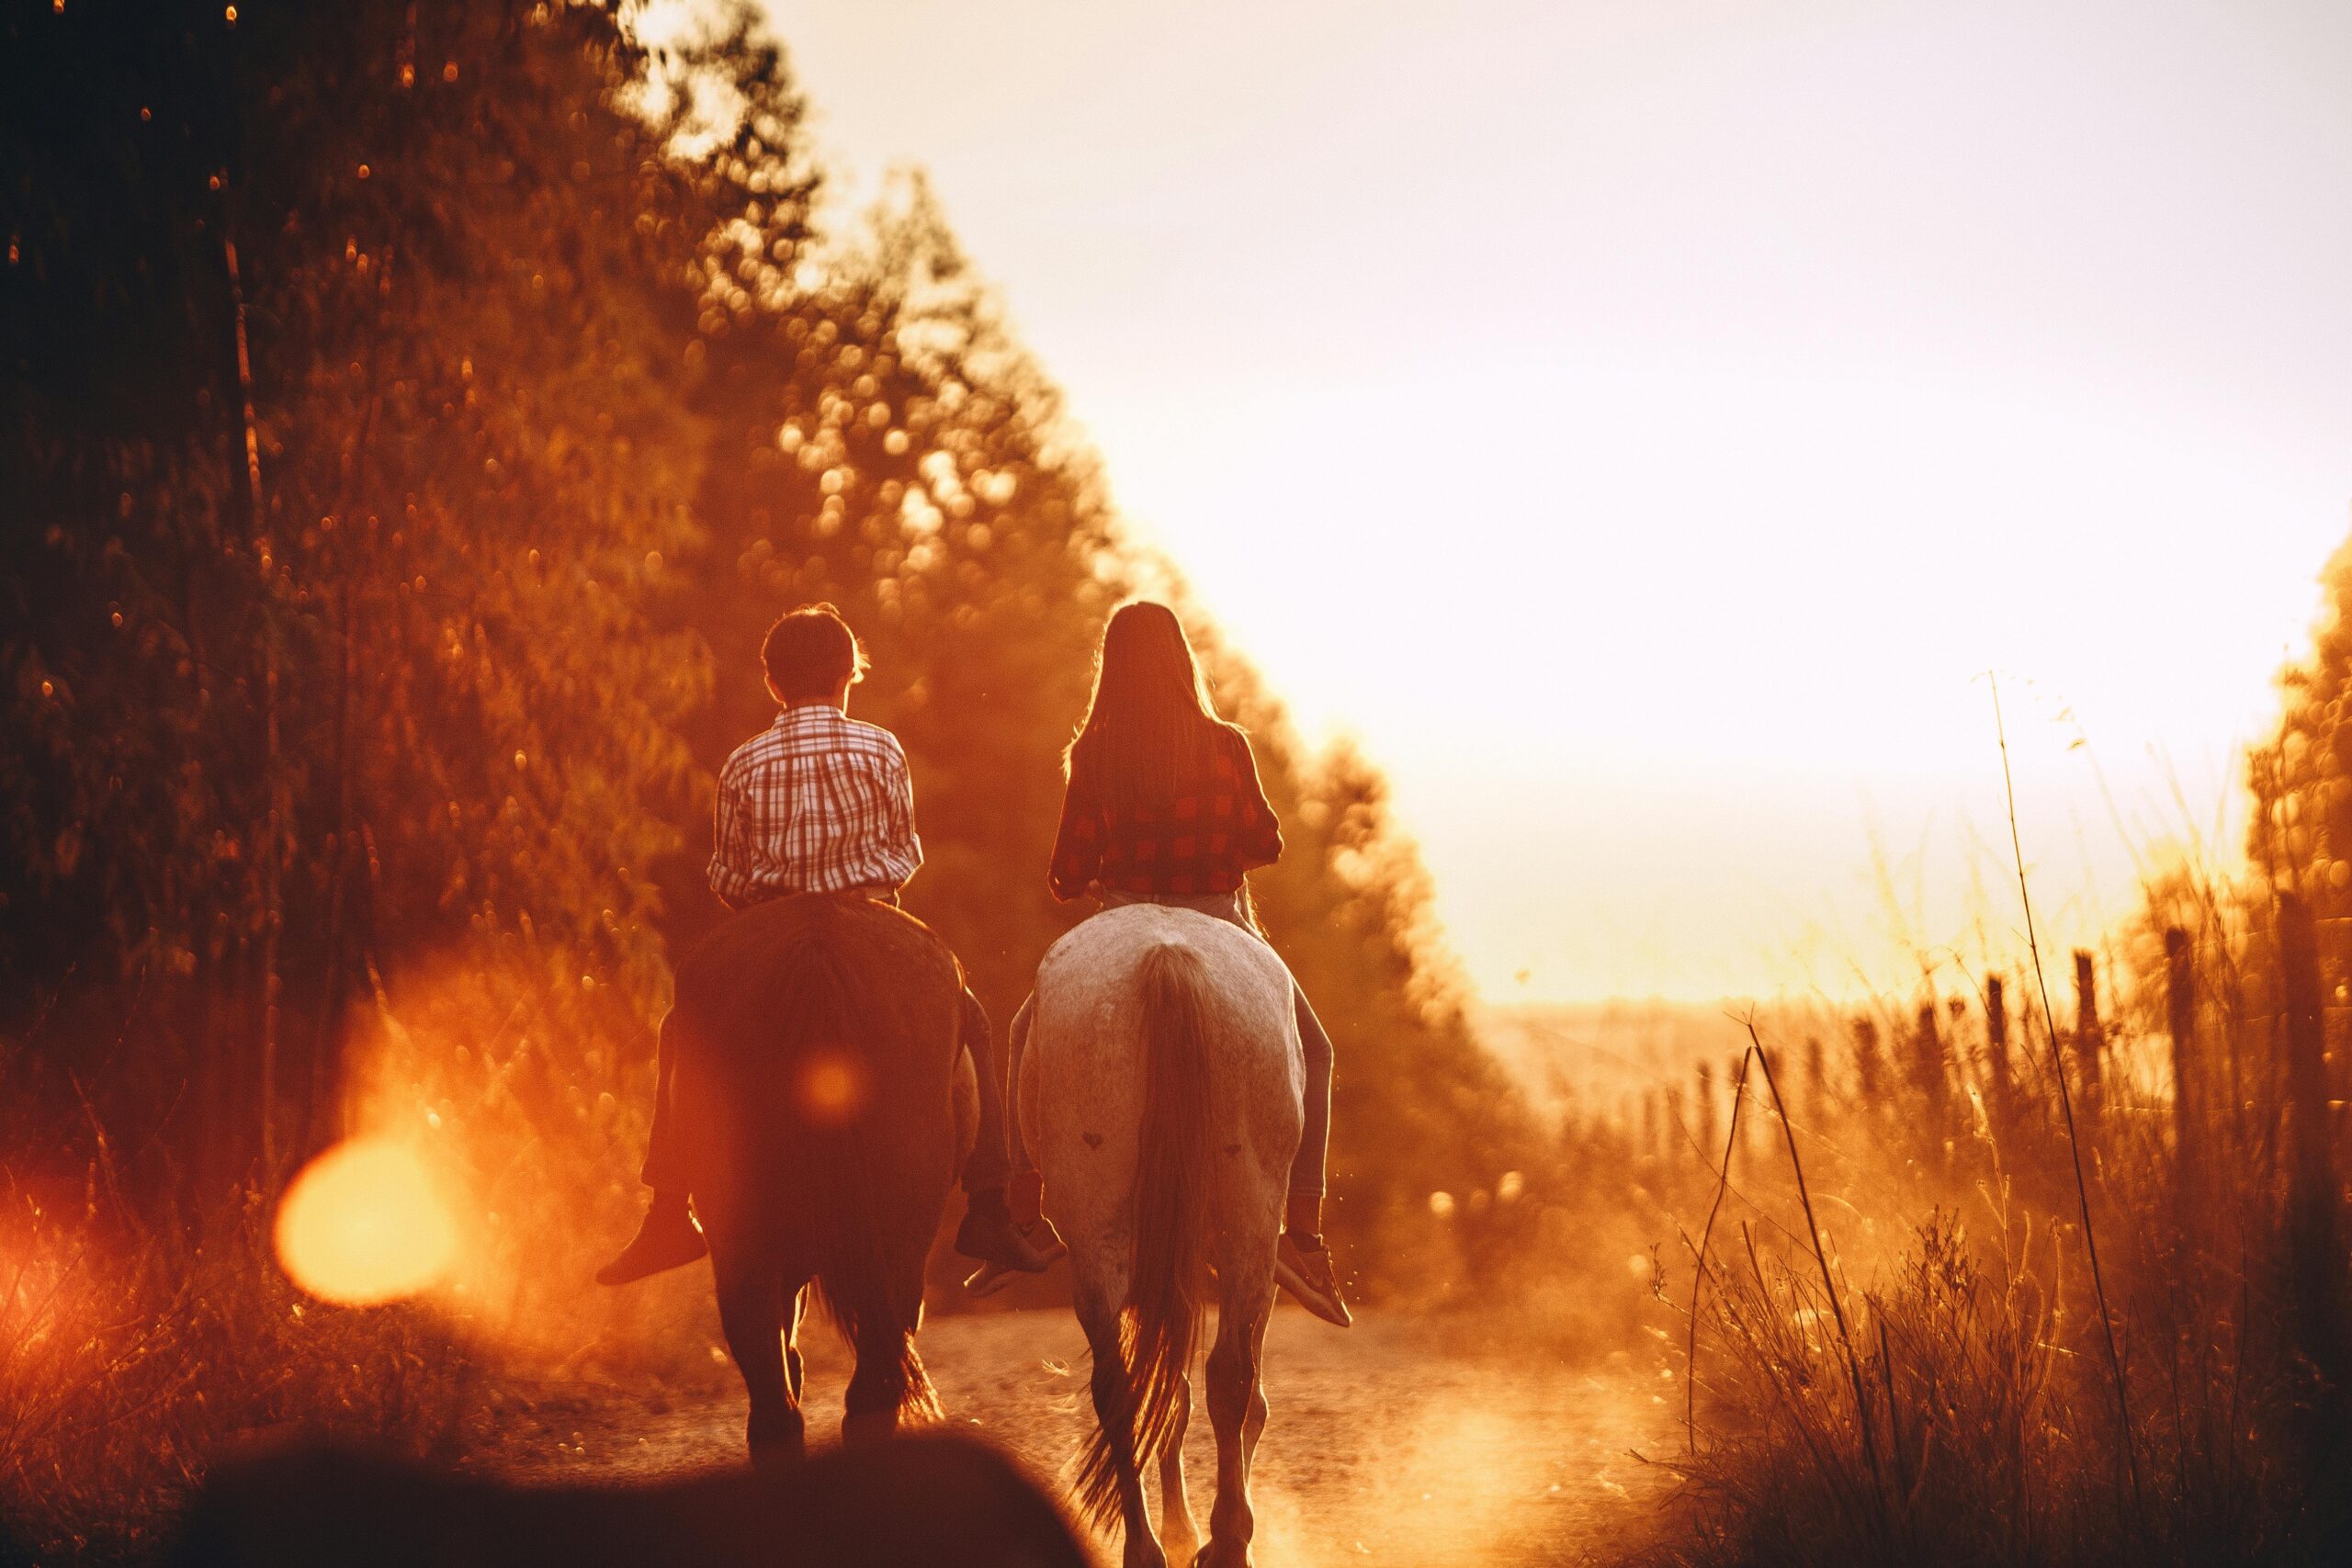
top-left (1, 0), bottom-right (1531, 1295)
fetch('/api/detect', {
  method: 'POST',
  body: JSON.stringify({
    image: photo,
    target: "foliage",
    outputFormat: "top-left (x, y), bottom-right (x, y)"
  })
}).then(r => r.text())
top-left (0, 1089), bottom-right (474, 1563)
top-left (2, 0), bottom-right (717, 1201)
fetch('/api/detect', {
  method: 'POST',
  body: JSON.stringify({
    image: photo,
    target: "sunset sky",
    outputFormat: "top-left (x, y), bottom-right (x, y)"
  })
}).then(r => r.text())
top-left (765, 0), bottom-right (2352, 1001)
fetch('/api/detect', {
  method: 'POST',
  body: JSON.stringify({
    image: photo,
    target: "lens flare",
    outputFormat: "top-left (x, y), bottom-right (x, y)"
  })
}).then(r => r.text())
top-left (274, 1139), bottom-right (458, 1305)
top-left (794, 1047), bottom-right (869, 1127)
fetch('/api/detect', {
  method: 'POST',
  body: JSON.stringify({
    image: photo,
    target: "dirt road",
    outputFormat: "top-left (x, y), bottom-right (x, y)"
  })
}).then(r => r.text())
top-left (475, 1306), bottom-right (1675, 1567)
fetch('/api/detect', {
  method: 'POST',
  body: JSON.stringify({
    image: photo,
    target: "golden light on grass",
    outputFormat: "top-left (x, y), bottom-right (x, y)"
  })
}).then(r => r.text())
top-left (794, 1047), bottom-right (869, 1127)
top-left (274, 1139), bottom-right (458, 1305)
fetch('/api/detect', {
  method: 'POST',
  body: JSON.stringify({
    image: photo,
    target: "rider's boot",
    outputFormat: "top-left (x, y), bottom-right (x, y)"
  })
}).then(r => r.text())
top-left (1275, 1192), bottom-right (1352, 1326)
top-left (961, 1177), bottom-right (1065, 1297)
top-left (594, 1189), bottom-right (707, 1286)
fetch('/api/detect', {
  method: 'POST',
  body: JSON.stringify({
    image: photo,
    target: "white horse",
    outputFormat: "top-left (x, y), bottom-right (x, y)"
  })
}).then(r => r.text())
top-left (1018, 902), bottom-right (1304, 1568)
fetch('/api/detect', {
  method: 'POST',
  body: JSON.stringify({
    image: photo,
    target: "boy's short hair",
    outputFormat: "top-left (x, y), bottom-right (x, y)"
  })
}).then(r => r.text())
top-left (761, 604), bottom-right (868, 701)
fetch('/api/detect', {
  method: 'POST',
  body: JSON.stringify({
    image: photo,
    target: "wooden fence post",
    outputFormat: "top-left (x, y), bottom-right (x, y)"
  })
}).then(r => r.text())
top-left (1913, 1000), bottom-right (1951, 1160)
top-left (1984, 974), bottom-right (2011, 1123)
top-left (1695, 1060), bottom-right (1718, 1164)
top-left (2278, 892), bottom-right (2346, 1427)
top-left (2074, 951), bottom-right (2105, 1138)
top-left (1804, 1034), bottom-right (1826, 1123)
top-left (1851, 1017), bottom-right (1883, 1105)
top-left (2165, 928), bottom-right (2203, 1240)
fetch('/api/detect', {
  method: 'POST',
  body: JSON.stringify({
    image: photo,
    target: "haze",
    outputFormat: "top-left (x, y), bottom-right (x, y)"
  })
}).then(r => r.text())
top-left (764, 0), bottom-right (2352, 1000)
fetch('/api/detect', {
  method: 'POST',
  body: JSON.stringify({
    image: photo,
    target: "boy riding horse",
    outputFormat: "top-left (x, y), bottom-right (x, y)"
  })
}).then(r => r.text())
top-left (598, 604), bottom-right (1052, 1286)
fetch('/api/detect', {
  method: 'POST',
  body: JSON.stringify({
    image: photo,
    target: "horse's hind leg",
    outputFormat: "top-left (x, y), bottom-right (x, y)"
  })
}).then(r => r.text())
top-left (842, 1246), bottom-right (931, 1447)
top-left (842, 1314), bottom-right (916, 1447)
top-left (714, 1251), bottom-right (805, 1463)
top-left (1199, 1260), bottom-right (1276, 1568)
top-left (1077, 1279), bottom-right (1167, 1568)
top-left (1159, 1372), bottom-right (1200, 1567)
top-left (784, 1285), bottom-right (808, 1407)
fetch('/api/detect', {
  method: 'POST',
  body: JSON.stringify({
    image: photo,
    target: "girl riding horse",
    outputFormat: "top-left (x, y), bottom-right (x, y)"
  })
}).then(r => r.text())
top-left (972, 600), bottom-right (1351, 1326)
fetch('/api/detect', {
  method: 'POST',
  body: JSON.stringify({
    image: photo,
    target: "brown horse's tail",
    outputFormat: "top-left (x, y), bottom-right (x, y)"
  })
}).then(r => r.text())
top-left (774, 931), bottom-right (941, 1425)
top-left (1077, 942), bottom-right (1214, 1525)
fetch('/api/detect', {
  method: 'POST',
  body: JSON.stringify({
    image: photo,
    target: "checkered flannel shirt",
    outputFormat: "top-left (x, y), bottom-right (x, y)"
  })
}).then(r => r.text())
top-left (1047, 726), bottom-right (1284, 900)
top-left (707, 704), bottom-right (923, 905)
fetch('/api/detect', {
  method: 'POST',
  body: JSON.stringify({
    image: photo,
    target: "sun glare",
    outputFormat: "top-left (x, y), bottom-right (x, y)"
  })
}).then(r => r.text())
top-left (273, 1139), bottom-right (458, 1306)
top-left (794, 1047), bottom-right (870, 1127)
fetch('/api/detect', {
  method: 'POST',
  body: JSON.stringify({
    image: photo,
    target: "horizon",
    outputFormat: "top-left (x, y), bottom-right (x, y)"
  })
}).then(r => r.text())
top-left (766, 0), bottom-right (2352, 1002)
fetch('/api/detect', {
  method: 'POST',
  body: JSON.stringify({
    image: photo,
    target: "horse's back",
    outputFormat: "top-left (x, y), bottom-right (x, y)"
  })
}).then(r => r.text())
top-left (1034, 902), bottom-right (1297, 1066)
top-left (674, 894), bottom-right (960, 1054)
top-left (673, 894), bottom-right (966, 1232)
top-left (1027, 905), bottom-right (1303, 1205)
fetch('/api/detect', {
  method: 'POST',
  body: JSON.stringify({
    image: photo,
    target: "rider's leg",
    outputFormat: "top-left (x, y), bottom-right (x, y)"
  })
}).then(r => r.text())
top-left (956, 987), bottom-right (1012, 1194)
top-left (1286, 985), bottom-right (1333, 1206)
top-left (964, 993), bottom-right (1067, 1295)
top-left (952, 987), bottom-right (1058, 1274)
top-left (1272, 978), bottom-right (1351, 1326)
top-left (597, 1008), bottom-right (707, 1285)
top-left (1004, 994), bottom-right (1043, 1224)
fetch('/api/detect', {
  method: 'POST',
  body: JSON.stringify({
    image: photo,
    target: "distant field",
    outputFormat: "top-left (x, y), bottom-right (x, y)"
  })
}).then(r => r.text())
top-left (1473, 998), bottom-right (1840, 1122)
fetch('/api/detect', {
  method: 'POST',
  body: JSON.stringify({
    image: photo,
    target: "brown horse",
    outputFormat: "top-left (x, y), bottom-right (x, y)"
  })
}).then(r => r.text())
top-left (668, 892), bottom-right (978, 1459)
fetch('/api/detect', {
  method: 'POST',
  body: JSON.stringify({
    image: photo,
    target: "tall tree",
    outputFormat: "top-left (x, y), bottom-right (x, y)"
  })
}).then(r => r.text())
top-left (3, 0), bottom-right (722, 1186)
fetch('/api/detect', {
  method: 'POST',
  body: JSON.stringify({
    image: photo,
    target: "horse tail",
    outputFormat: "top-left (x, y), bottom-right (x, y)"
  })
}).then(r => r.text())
top-left (1077, 941), bottom-right (1214, 1524)
top-left (778, 930), bottom-right (942, 1425)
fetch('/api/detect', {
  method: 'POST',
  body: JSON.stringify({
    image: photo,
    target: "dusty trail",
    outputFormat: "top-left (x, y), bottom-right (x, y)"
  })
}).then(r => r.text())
top-left (474, 1306), bottom-right (1673, 1567)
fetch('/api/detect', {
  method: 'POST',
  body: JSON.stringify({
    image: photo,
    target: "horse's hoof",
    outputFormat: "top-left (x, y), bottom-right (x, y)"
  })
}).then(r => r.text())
top-left (1194, 1541), bottom-right (1253, 1568)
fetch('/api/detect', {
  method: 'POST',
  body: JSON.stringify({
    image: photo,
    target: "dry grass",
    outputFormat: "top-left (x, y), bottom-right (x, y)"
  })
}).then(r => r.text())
top-left (1621, 893), bottom-right (2351, 1567)
top-left (0, 1179), bottom-right (474, 1564)
top-left (0, 942), bottom-right (718, 1565)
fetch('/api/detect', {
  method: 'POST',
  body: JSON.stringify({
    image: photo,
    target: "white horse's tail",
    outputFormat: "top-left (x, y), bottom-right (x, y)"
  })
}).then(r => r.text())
top-left (1076, 941), bottom-right (1214, 1526)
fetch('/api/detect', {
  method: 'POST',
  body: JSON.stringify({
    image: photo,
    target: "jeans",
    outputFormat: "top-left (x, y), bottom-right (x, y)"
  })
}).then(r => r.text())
top-left (1005, 888), bottom-right (1334, 1199)
top-left (639, 889), bottom-right (1014, 1195)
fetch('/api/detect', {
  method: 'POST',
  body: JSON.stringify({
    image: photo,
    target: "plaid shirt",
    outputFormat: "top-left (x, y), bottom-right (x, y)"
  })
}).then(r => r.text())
top-left (707, 705), bottom-right (922, 905)
top-left (1048, 727), bottom-right (1283, 900)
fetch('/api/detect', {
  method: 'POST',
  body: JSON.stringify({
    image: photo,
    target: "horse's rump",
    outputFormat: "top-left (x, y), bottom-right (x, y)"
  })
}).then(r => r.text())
top-left (672, 894), bottom-right (963, 1398)
top-left (1024, 906), bottom-right (1303, 1205)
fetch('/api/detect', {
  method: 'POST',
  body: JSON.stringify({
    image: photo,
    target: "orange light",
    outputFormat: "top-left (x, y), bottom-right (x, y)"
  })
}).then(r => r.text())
top-left (794, 1048), bottom-right (869, 1127)
top-left (274, 1139), bottom-right (458, 1305)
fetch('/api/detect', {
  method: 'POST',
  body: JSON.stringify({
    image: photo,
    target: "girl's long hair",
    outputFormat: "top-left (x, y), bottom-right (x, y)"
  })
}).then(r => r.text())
top-left (1066, 602), bottom-right (1234, 812)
